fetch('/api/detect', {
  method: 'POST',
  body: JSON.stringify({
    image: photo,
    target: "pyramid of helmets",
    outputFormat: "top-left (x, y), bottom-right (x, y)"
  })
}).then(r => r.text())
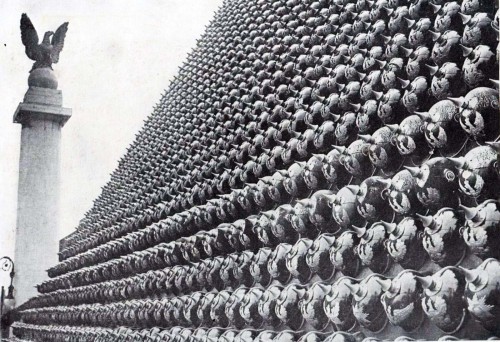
top-left (10, 0), bottom-right (500, 340)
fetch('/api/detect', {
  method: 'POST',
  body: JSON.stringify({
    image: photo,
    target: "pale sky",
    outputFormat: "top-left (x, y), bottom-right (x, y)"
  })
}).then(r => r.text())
top-left (0, 0), bottom-right (223, 287)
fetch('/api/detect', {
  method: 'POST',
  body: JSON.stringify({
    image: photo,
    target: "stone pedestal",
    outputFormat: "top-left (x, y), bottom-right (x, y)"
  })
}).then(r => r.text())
top-left (12, 86), bottom-right (71, 305)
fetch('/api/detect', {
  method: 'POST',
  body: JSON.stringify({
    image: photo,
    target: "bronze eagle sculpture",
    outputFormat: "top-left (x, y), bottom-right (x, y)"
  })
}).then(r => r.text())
top-left (20, 13), bottom-right (69, 71)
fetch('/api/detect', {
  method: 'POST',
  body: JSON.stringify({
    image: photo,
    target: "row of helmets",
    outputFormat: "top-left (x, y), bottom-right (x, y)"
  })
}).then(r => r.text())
top-left (14, 322), bottom-right (500, 342)
top-left (63, 0), bottom-right (499, 250)
top-left (20, 259), bottom-right (500, 335)
top-left (26, 197), bottom-right (500, 311)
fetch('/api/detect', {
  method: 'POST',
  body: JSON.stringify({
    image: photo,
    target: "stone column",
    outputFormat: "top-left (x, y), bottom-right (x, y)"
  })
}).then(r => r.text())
top-left (12, 78), bottom-right (71, 305)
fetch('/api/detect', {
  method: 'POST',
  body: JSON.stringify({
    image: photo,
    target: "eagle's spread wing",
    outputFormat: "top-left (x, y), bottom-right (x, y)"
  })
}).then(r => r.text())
top-left (51, 22), bottom-right (68, 63)
top-left (20, 13), bottom-right (40, 61)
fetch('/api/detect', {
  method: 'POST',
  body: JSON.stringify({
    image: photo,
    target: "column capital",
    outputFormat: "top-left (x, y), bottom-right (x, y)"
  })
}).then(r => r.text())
top-left (13, 87), bottom-right (72, 127)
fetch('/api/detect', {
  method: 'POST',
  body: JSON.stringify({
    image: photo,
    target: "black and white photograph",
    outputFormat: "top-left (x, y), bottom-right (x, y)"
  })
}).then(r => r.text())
top-left (0, 0), bottom-right (499, 340)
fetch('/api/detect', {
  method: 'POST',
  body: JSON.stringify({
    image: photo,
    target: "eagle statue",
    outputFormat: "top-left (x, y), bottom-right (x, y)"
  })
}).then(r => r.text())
top-left (20, 13), bottom-right (68, 71)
